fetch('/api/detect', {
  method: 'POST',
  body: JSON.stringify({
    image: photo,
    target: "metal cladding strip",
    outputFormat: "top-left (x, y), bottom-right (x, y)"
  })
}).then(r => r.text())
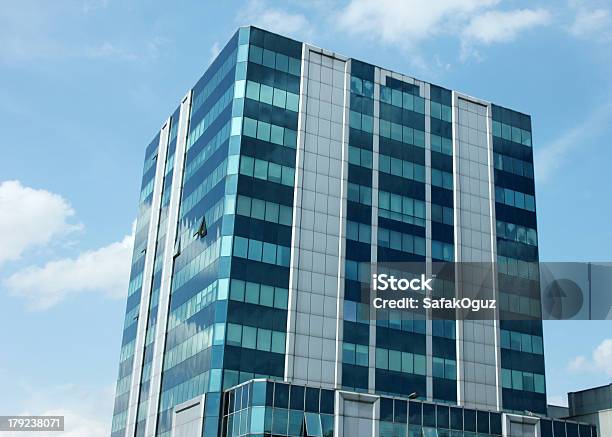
top-left (424, 81), bottom-right (434, 402)
top-left (284, 41), bottom-right (307, 382)
top-left (451, 90), bottom-right (464, 408)
top-left (452, 91), bottom-right (500, 410)
top-left (484, 101), bottom-right (503, 411)
top-left (125, 118), bottom-right (171, 437)
top-left (144, 91), bottom-right (192, 437)
top-left (368, 68), bottom-right (380, 394)
top-left (285, 44), bottom-right (350, 388)
top-left (334, 54), bottom-right (350, 389)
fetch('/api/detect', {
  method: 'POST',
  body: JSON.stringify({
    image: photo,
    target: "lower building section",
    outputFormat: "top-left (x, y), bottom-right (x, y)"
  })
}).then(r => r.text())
top-left (547, 383), bottom-right (611, 437)
top-left (215, 379), bottom-right (596, 437)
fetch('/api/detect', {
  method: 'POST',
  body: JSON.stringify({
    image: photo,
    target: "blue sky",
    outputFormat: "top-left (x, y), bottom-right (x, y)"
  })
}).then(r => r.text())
top-left (1, 0), bottom-right (611, 434)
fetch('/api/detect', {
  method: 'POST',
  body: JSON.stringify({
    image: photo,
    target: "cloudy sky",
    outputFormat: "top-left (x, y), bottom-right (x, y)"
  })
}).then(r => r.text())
top-left (1, 0), bottom-right (611, 434)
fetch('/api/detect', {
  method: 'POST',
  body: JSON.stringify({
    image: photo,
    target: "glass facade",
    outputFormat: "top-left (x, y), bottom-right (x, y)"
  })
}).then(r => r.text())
top-left (112, 129), bottom-right (166, 437)
top-left (222, 380), bottom-right (334, 437)
top-left (491, 104), bottom-right (547, 415)
top-left (110, 25), bottom-right (596, 437)
top-left (342, 60), bottom-right (374, 393)
top-left (223, 26), bottom-right (302, 390)
top-left (222, 380), bottom-right (594, 437)
top-left (152, 30), bottom-right (242, 437)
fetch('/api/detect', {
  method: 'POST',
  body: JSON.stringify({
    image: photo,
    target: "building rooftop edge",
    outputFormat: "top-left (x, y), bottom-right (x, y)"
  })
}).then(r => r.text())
top-left (237, 24), bottom-right (532, 118)
top-left (568, 382), bottom-right (612, 395)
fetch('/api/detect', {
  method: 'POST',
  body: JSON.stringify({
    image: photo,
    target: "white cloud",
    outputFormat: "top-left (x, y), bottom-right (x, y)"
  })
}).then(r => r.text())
top-left (86, 41), bottom-right (137, 60)
top-left (535, 102), bottom-right (612, 182)
top-left (335, 0), bottom-right (551, 63)
top-left (0, 180), bottom-right (135, 309)
top-left (463, 9), bottom-right (551, 44)
top-left (4, 233), bottom-right (134, 310)
top-left (86, 36), bottom-right (169, 61)
top-left (571, 8), bottom-right (611, 37)
top-left (568, 355), bottom-right (591, 371)
top-left (2, 383), bottom-right (113, 437)
top-left (336, 0), bottom-right (499, 46)
top-left (0, 180), bottom-right (81, 265)
top-left (237, 0), bottom-right (311, 40)
top-left (209, 41), bottom-right (221, 65)
top-left (82, 0), bottom-right (109, 15)
top-left (567, 338), bottom-right (612, 376)
top-left (593, 339), bottom-right (612, 376)
top-left (568, 1), bottom-right (612, 40)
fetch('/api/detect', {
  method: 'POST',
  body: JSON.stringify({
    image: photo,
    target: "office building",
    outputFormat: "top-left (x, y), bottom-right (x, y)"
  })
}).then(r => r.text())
top-left (110, 26), bottom-right (596, 437)
top-left (548, 384), bottom-right (611, 436)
